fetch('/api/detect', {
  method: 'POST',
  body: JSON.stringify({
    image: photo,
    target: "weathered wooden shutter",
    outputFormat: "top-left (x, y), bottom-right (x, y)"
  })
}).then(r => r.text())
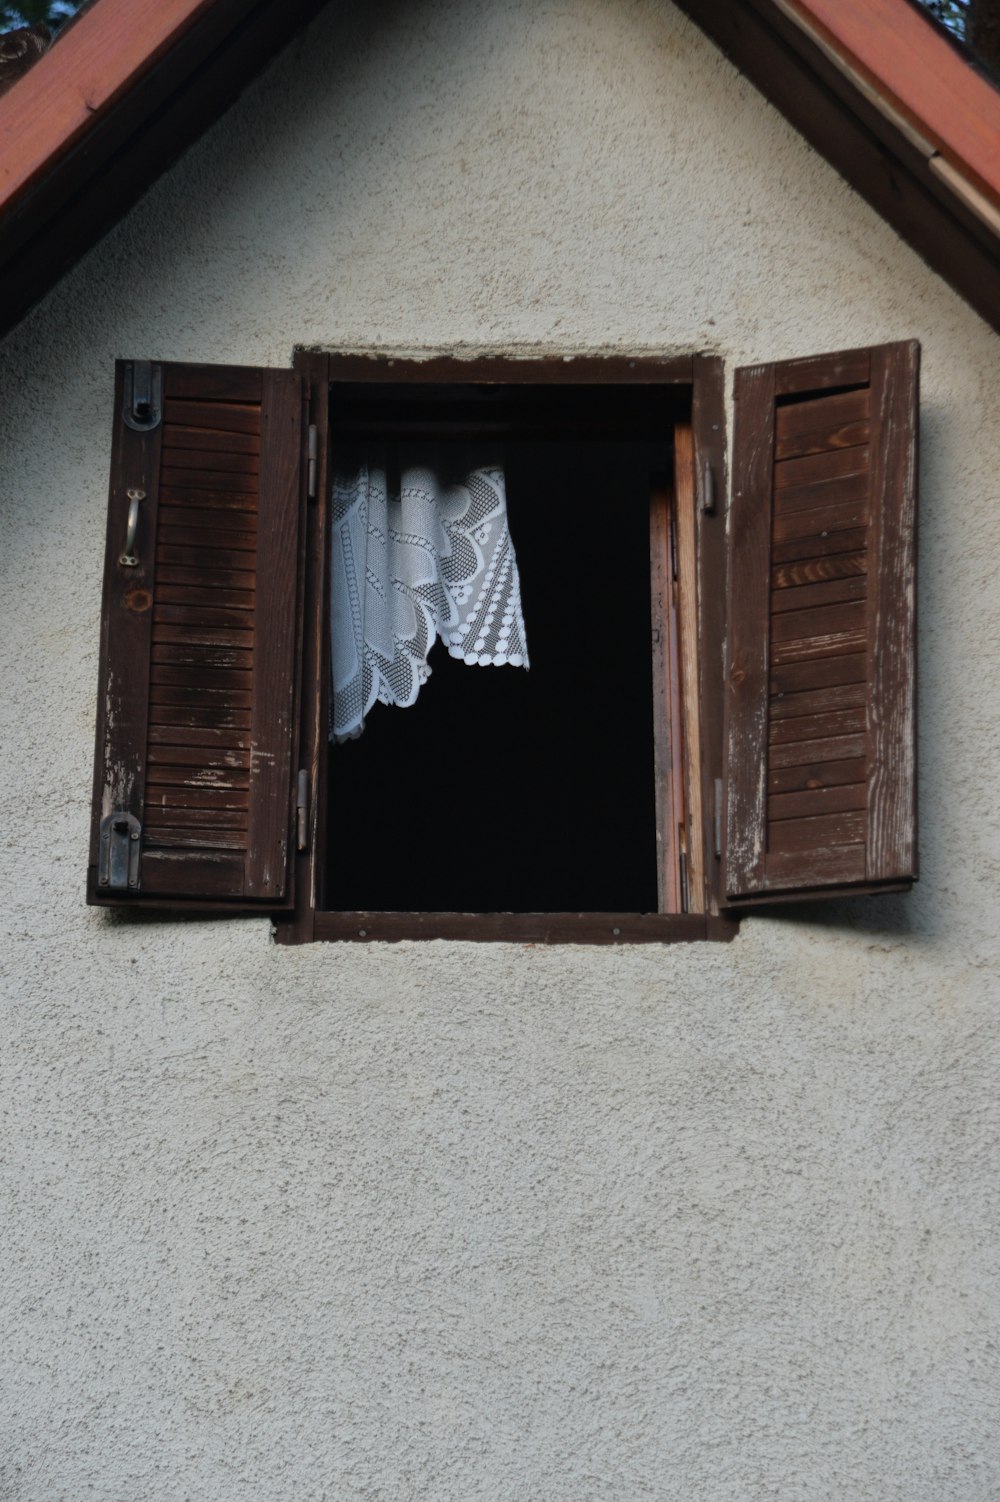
top-left (88, 361), bottom-right (304, 907)
top-left (724, 341), bottom-right (918, 903)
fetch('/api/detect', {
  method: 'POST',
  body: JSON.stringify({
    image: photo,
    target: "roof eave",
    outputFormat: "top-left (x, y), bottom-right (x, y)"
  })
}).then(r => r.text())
top-left (675, 0), bottom-right (1000, 335)
top-left (0, 0), bottom-right (327, 343)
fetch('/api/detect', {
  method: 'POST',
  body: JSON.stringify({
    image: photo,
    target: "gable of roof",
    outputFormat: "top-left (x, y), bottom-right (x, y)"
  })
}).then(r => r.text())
top-left (0, 0), bottom-right (327, 342)
top-left (0, 0), bottom-right (998, 341)
top-left (675, 0), bottom-right (1000, 334)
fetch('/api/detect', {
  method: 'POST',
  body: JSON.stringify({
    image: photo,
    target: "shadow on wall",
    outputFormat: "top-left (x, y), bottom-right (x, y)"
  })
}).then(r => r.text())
top-left (742, 891), bottom-right (923, 938)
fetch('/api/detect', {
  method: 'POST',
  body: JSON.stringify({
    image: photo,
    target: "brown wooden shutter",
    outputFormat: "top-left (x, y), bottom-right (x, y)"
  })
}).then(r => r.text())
top-left (724, 341), bottom-right (918, 904)
top-left (88, 361), bottom-right (304, 907)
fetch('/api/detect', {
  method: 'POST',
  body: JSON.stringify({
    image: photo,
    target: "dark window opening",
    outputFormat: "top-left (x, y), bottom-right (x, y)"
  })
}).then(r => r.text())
top-left (323, 384), bottom-right (689, 915)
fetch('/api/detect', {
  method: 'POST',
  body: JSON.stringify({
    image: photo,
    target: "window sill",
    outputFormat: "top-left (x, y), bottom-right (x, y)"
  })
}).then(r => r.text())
top-left (275, 911), bottom-right (738, 945)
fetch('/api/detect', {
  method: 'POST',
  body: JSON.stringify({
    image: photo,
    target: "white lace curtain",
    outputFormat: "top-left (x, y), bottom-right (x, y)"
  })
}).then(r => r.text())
top-left (329, 451), bottom-right (530, 741)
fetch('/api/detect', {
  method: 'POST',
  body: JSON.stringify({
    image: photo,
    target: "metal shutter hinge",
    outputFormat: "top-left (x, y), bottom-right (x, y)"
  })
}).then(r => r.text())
top-left (98, 812), bottom-right (141, 889)
top-left (701, 459), bottom-right (716, 514)
top-left (123, 361), bottom-right (162, 431)
top-left (714, 778), bottom-right (724, 859)
top-left (296, 770), bottom-right (309, 851)
top-left (307, 425), bottom-right (318, 499)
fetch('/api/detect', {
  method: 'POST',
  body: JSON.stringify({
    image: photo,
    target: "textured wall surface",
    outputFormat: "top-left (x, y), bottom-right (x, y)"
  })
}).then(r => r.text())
top-left (1, 2), bottom-right (999, 1498)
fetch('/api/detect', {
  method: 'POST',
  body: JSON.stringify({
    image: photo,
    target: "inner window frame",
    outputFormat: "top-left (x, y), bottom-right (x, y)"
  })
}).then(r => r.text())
top-left (278, 351), bottom-right (735, 946)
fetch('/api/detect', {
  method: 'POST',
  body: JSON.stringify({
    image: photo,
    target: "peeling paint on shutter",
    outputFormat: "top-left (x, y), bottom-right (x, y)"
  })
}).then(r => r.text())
top-left (88, 361), bottom-right (304, 908)
top-left (724, 341), bottom-right (918, 904)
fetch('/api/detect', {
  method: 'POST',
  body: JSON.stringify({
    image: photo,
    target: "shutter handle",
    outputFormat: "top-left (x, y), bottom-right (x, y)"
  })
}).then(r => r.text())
top-left (120, 488), bottom-right (145, 567)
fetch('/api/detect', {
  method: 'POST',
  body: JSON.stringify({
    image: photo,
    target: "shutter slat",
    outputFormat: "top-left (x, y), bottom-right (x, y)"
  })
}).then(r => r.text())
top-left (768, 755), bottom-right (868, 796)
top-left (770, 681), bottom-right (866, 720)
top-left (159, 487), bottom-right (259, 512)
top-left (162, 468), bottom-right (260, 492)
top-left (772, 526), bottom-right (869, 565)
top-left (770, 575), bottom-right (866, 613)
top-left (769, 707), bottom-right (866, 745)
top-left (768, 783), bottom-right (867, 821)
top-left (145, 786), bottom-right (250, 811)
top-left (147, 745), bottom-right (251, 768)
top-left (161, 448), bottom-right (260, 474)
top-left (162, 399), bottom-right (261, 434)
top-left (151, 643), bottom-right (254, 669)
top-left (772, 551), bottom-right (867, 590)
top-left (775, 387), bottom-right (869, 441)
top-left (157, 543), bottom-right (258, 571)
top-left (769, 652), bottom-right (867, 696)
top-left (148, 724), bottom-right (249, 749)
top-left (164, 366), bottom-right (263, 402)
top-left (772, 497), bottom-right (869, 541)
top-left (725, 341), bottom-right (918, 903)
top-left (768, 732), bottom-right (867, 769)
top-left (149, 684), bottom-right (253, 709)
top-left (164, 426), bottom-right (261, 455)
top-left (767, 809), bottom-right (865, 854)
top-left (89, 360), bottom-right (303, 908)
top-left (146, 765), bottom-right (250, 789)
top-left (154, 603), bottom-right (257, 629)
top-left (159, 525), bottom-right (257, 551)
top-left (770, 627), bottom-right (868, 665)
top-left (156, 566), bottom-right (256, 590)
top-left (145, 829), bottom-right (248, 850)
top-left (772, 469), bottom-right (869, 516)
top-left (151, 624), bottom-right (254, 649)
top-left (157, 585), bottom-right (255, 610)
top-left (149, 702), bottom-right (252, 726)
top-left (159, 505), bottom-right (258, 533)
top-left (774, 444), bottom-right (869, 489)
top-left (151, 664), bottom-right (253, 689)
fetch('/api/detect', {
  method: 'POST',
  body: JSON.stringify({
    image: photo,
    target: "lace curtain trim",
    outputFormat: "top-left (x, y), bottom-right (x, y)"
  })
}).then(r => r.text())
top-left (330, 457), bottom-right (529, 741)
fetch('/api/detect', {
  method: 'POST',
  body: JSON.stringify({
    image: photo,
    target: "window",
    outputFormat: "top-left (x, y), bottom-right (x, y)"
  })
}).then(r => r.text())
top-left (88, 344), bottom-right (918, 943)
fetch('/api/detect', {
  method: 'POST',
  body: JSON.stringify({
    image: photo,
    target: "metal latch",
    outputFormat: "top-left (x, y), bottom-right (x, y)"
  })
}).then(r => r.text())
top-left (123, 361), bottom-right (162, 431)
top-left (98, 812), bottom-right (141, 890)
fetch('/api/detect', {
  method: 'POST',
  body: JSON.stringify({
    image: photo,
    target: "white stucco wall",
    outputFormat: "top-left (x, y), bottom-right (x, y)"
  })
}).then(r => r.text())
top-left (1, 1), bottom-right (998, 1497)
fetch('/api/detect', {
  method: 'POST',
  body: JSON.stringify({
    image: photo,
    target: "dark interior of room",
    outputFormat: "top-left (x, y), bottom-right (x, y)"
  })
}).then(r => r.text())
top-left (323, 384), bottom-right (684, 913)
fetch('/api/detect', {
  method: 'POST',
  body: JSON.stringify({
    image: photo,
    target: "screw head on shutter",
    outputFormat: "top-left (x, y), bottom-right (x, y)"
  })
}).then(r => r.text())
top-left (98, 812), bottom-right (142, 890)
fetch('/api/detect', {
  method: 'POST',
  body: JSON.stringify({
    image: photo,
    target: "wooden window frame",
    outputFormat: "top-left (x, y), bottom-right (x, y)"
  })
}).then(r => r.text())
top-left (275, 351), bottom-right (736, 946)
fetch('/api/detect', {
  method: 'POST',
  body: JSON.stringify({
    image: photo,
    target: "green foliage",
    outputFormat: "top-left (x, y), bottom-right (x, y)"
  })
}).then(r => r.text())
top-left (919, 0), bottom-right (970, 36)
top-left (0, 0), bottom-right (81, 32)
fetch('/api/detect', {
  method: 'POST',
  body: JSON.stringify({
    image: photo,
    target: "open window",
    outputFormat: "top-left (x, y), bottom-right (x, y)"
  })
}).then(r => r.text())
top-left (87, 344), bottom-right (917, 943)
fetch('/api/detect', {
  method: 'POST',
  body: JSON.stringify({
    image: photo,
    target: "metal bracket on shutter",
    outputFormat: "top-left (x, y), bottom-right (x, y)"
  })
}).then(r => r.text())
top-left (98, 812), bottom-right (141, 890)
top-left (307, 424), bottom-right (318, 499)
top-left (296, 770), bottom-right (309, 851)
top-left (123, 361), bottom-right (162, 431)
top-left (701, 459), bottom-right (716, 514)
top-left (714, 778), bottom-right (724, 859)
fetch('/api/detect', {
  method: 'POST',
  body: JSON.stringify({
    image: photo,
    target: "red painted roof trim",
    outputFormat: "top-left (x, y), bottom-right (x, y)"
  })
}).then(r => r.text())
top-left (783, 0), bottom-right (1000, 210)
top-left (0, 0), bottom-right (225, 216)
